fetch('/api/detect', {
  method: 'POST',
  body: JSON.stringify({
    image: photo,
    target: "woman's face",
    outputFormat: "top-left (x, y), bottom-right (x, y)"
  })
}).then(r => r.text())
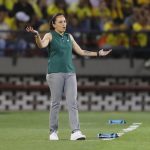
top-left (53, 15), bottom-right (67, 33)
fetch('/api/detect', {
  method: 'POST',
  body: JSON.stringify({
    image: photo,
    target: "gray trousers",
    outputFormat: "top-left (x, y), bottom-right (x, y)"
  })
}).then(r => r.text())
top-left (46, 73), bottom-right (80, 133)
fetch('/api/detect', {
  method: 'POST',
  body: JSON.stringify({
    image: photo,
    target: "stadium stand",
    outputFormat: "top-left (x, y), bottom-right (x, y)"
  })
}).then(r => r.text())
top-left (0, 74), bottom-right (150, 111)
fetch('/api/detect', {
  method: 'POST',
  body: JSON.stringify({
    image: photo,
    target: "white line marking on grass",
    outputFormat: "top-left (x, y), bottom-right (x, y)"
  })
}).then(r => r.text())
top-left (101, 138), bottom-right (115, 141)
top-left (101, 138), bottom-right (116, 141)
top-left (117, 132), bottom-right (125, 137)
top-left (122, 122), bottom-right (142, 133)
top-left (133, 123), bottom-right (142, 125)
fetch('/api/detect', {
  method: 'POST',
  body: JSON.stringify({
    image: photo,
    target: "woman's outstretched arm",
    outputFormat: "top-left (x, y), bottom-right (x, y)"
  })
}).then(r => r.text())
top-left (69, 34), bottom-right (112, 57)
top-left (26, 26), bottom-right (52, 48)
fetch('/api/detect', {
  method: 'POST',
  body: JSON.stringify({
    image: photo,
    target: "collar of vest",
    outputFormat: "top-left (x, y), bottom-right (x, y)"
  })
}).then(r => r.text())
top-left (52, 30), bottom-right (68, 37)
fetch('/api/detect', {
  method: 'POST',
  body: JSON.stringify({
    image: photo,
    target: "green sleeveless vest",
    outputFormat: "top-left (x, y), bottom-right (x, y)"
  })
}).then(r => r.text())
top-left (47, 31), bottom-right (75, 73)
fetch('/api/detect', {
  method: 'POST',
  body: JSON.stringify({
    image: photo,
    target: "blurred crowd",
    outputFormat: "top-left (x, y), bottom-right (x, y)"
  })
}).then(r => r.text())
top-left (0, 0), bottom-right (150, 57)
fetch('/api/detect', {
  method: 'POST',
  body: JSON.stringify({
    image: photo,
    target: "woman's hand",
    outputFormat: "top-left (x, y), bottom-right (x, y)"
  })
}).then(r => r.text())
top-left (26, 26), bottom-right (39, 35)
top-left (26, 26), bottom-right (52, 48)
top-left (98, 49), bottom-right (112, 56)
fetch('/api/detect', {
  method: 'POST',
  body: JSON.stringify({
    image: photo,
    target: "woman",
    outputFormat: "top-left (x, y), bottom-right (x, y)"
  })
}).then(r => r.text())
top-left (26, 13), bottom-right (111, 141)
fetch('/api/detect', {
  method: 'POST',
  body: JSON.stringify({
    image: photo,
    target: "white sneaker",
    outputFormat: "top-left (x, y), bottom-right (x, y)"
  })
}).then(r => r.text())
top-left (70, 131), bottom-right (86, 140)
top-left (49, 132), bottom-right (59, 140)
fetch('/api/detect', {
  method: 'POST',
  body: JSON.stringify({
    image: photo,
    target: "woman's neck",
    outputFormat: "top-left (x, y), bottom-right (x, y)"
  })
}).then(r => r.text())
top-left (55, 30), bottom-right (64, 35)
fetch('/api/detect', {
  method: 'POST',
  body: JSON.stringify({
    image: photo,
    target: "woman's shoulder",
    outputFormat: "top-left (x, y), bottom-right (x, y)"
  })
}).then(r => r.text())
top-left (42, 32), bottom-right (52, 42)
top-left (44, 32), bottom-right (52, 38)
top-left (67, 33), bottom-right (74, 41)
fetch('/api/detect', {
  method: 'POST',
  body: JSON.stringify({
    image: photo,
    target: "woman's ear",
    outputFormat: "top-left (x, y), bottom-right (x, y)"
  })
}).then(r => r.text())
top-left (52, 22), bottom-right (56, 28)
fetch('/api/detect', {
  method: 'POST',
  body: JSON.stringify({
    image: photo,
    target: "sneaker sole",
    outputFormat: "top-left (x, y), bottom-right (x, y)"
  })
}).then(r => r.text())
top-left (77, 137), bottom-right (86, 140)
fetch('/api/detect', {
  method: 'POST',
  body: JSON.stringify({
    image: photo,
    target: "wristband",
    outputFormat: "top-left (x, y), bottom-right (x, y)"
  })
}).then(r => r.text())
top-left (34, 31), bottom-right (39, 36)
top-left (35, 33), bottom-right (40, 38)
top-left (97, 51), bottom-right (100, 57)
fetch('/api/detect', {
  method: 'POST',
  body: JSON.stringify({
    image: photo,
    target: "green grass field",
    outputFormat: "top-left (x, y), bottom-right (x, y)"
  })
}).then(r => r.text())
top-left (0, 111), bottom-right (149, 150)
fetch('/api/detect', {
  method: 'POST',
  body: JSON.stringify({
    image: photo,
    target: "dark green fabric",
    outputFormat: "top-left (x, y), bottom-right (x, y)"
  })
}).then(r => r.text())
top-left (47, 31), bottom-right (75, 73)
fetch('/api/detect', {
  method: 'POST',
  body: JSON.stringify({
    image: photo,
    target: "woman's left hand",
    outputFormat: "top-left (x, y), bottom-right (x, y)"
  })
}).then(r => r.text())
top-left (99, 49), bottom-right (112, 56)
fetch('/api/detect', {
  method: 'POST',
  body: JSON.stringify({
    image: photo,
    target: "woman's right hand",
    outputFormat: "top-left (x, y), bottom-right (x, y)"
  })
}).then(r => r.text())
top-left (26, 26), bottom-right (39, 35)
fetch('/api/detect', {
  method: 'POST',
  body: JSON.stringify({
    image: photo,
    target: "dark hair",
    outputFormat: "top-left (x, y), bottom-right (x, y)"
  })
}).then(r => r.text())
top-left (49, 13), bottom-right (65, 30)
